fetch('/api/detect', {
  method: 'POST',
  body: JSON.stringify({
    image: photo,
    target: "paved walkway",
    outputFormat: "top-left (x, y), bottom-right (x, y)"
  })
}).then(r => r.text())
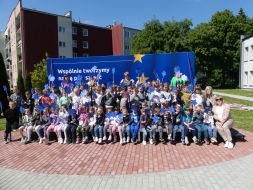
top-left (1, 129), bottom-right (253, 190)
top-left (214, 92), bottom-right (253, 102)
top-left (1, 153), bottom-right (253, 190)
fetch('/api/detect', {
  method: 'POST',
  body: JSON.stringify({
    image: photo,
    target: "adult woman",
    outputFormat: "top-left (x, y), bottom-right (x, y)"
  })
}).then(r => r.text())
top-left (203, 86), bottom-right (214, 110)
top-left (212, 95), bottom-right (234, 149)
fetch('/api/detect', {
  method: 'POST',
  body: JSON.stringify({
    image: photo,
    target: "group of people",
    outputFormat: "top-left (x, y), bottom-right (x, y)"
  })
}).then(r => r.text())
top-left (3, 72), bottom-right (234, 149)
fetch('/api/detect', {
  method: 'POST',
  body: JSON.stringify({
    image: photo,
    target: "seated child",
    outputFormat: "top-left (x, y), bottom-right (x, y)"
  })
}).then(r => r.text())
top-left (4, 101), bottom-right (19, 144)
top-left (66, 109), bottom-right (78, 144)
top-left (103, 106), bottom-right (115, 141)
top-left (45, 108), bottom-right (60, 144)
top-left (111, 107), bottom-right (123, 143)
top-left (193, 105), bottom-right (209, 144)
top-left (57, 104), bottom-right (70, 144)
top-left (163, 109), bottom-right (173, 141)
top-left (171, 104), bottom-right (185, 145)
top-left (204, 109), bottom-right (217, 144)
top-left (76, 107), bottom-right (89, 143)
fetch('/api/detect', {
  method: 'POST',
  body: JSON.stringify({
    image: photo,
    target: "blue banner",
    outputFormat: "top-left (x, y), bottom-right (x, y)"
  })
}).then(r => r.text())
top-left (47, 52), bottom-right (195, 86)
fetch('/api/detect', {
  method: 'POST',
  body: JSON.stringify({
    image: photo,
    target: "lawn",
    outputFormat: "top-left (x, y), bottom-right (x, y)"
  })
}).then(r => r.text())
top-left (214, 89), bottom-right (253, 97)
top-left (0, 118), bottom-right (5, 131)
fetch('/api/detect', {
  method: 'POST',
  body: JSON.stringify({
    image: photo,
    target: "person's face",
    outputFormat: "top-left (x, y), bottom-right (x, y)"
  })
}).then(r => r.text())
top-left (54, 109), bottom-right (59, 114)
top-left (123, 110), bottom-right (128, 115)
top-left (89, 109), bottom-right (94, 114)
top-left (163, 85), bottom-right (168, 91)
top-left (97, 108), bottom-right (103, 115)
top-left (216, 98), bottom-right (223, 106)
top-left (185, 110), bottom-right (190, 115)
top-left (25, 92), bottom-right (30, 98)
top-left (155, 87), bottom-right (159, 92)
top-left (175, 106), bottom-right (181, 113)
top-left (63, 92), bottom-right (67, 97)
top-left (107, 108), bottom-right (112, 113)
top-left (9, 103), bottom-right (15, 109)
top-left (196, 106), bottom-right (201, 112)
top-left (196, 89), bottom-right (200, 94)
top-left (183, 87), bottom-right (188, 93)
top-left (25, 109), bottom-right (30, 115)
top-left (61, 106), bottom-right (66, 112)
top-left (206, 88), bottom-right (211, 95)
top-left (208, 111), bottom-right (212, 115)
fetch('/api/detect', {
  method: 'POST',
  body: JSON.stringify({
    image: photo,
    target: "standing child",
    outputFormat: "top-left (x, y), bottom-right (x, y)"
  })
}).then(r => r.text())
top-left (130, 106), bottom-right (140, 144)
top-left (93, 106), bottom-right (105, 144)
top-left (193, 105), bottom-right (209, 145)
top-left (19, 108), bottom-right (33, 143)
top-left (4, 102), bottom-right (19, 144)
top-left (150, 107), bottom-right (164, 145)
top-left (163, 109), bottom-right (173, 141)
top-left (171, 104), bottom-right (185, 145)
top-left (35, 108), bottom-right (51, 144)
top-left (121, 108), bottom-right (131, 143)
top-left (139, 108), bottom-right (151, 145)
top-left (57, 104), bottom-right (70, 144)
top-left (204, 109), bottom-right (217, 144)
top-left (182, 108), bottom-right (194, 145)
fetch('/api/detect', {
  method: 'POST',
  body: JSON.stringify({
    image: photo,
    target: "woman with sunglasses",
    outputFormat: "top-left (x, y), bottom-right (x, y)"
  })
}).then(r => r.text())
top-left (212, 96), bottom-right (234, 149)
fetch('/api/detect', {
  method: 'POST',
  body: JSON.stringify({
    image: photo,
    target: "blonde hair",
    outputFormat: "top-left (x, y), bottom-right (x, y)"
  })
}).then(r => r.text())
top-left (204, 86), bottom-right (213, 97)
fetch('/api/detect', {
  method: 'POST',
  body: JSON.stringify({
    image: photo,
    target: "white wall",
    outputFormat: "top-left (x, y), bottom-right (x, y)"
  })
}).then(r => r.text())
top-left (241, 37), bottom-right (253, 89)
top-left (57, 16), bottom-right (73, 58)
top-left (122, 27), bottom-right (140, 55)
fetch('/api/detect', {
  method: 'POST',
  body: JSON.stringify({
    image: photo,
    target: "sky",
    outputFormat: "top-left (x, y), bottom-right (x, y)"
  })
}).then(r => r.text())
top-left (1, 0), bottom-right (253, 32)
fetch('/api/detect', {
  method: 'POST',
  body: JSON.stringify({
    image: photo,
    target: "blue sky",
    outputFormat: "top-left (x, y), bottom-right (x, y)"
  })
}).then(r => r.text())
top-left (1, 0), bottom-right (253, 32)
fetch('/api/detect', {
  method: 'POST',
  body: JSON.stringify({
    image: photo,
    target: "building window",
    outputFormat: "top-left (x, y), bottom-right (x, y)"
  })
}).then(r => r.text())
top-left (59, 26), bottom-right (65, 32)
top-left (72, 40), bottom-right (77, 48)
top-left (245, 71), bottom-right (248, 85)
top-left (244, 47), bottom-right (249, 62)
top-left (250, 45), bottom-right (253, 60)
top-left (124, 44), bottom-right (130, 50)
top-left (83, 41), bottom-right (88, 49)
top-left (83, 53), bottom-right (89, 57)
top-left (72, 27), bottom-right (77, 35)
top-left (250, 71), bottom-right (253, 86)
top-left (59, 56), bottom-right (66, 58)
top-left (73, 52), bottom-right (78, 57)
top-left (82, 28), bottom-right (88, 36)
top-left (59, 41), bottom-right (66, 47)
top-left (124, 31), bottom-right (130, 39)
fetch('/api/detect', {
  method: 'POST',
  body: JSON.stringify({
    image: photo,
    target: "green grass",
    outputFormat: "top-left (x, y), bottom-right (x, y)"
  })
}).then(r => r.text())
top-left (222, 96), bottom-right (253, 106)
top-left (215, 89), bottom-right (253, 97)
top-left (0, 118), bottom-right (6, 131)
top-left (222, 96), bottom-right (253, 131)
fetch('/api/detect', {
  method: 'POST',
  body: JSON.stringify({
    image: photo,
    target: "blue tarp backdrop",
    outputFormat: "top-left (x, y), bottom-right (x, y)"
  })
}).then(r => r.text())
top-left (46, 52), bottom-right (195, 86)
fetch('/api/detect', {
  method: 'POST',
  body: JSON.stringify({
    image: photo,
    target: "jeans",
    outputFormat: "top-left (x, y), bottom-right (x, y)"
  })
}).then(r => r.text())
top-left (122, 125), bottom-right (130, 138)
top-left (94, 125), bottom-right (103, 138)
top-left (35, 125), bottom-right (44, 139)
top-left (130, 124), bottom-right (140, 141)
top-left (139, 127), bottom-right (152, 141)
top-left (66, 123), bottom-right (77, 143)
top-left (4, 121), bottom-right (18, 141)
top-left (205, 124), bottom-right (217, 138)
top-left (194, 124), bottom-right (208, 140)
top-left (172, 125), bottom-right (185, 141)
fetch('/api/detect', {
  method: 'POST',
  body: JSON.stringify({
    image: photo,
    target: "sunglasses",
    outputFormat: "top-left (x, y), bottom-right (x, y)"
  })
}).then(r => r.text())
top-left (216, 98), bottom-right (223, 101)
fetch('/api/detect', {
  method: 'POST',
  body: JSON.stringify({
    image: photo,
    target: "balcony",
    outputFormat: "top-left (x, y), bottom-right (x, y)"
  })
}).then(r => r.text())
top-left (15, 14), bottom-right (21, 31)
top-left (16, 32), bottom-right (21, 46)
top-left (17, 47), bottom-right (22, 62)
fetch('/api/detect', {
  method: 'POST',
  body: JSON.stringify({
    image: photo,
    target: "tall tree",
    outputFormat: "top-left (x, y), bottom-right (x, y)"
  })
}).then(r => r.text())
top-left (30, 54), bottom-right (48, 89)
top-left (0, 53), bottom-right (10, 112)
top-left (17, 69), bottom-right (25, 97)
top-left (24, 73), bottom-right (32, 91)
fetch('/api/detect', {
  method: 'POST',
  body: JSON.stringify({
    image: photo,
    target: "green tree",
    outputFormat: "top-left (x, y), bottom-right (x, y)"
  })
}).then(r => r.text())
top-left (30, 54), bottom-right (48, 89)
top-left (0, 53), bottom-right (10, 112)
top-left (24, 73), bottom-right (32, 91)
top-left (17, 69), bottom-right (25, 97)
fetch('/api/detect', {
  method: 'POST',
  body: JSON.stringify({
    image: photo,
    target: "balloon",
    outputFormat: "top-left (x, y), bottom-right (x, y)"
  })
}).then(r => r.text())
top-left (19, 106), bottom-right (25, 113)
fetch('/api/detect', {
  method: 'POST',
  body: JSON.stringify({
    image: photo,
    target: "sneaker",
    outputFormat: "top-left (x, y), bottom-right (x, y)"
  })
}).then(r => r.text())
top-left (150, 139), bottom-right (153, 145)
top-left (113, 138), bottom-right (117, 143)
top-left (123, 138), bottom-right (126, 143)
top-left (159, 138), bottom-right (164, 142)
top-left (204, 138), bottom-right (210, 145)
top-left (182, 140), bottom-right (186, 145)
top-left (4, 140), bottom-right (8, 144)
top-left (211, 137), bottom-right (218, 143)
top-left (58, 138), bottom-right (63, 144)
top-left (98, 138), bottom-right (102, 144)
top-left (43, 138), bottom-right (49, 144)
top-left (167, 134), bottom-right (172, 141)
top-left (83, 137), bottom-right (88, 144)
top-left (192, 136), bottom-right (197, 143)
top-left (227, 142), bottom-right (234, 149)
top-left (120, 139), bottom-right (123, 144)
top-left (171, 140), bottom-right (176, 145)
top-left (108, 135), bottom-right (112, 141)
top-left (63, 139), bottom-right (67, 144)
top-left (185, 137), bottom-right (189, 145)
top-left (21, 136), bottom-right (26, 143)
top-left (94, 137), bottom-right (98, 142)
top-left (131, 138), bottom-right (134, 143)
top-left (103, 136), bottom-right (107, 141)
top-left (39, 138), bottom-right (43, 144)
top-left (224, 141), bottom-right (229, 148)
top-left (127, 137), bottom-right (130, 143)
top-left (143, 141), bottom-right (147, 145)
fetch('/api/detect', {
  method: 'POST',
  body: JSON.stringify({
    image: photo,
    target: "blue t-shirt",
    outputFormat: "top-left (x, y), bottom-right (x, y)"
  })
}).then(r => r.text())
top-left (183, 114), bottom-right (193, 124)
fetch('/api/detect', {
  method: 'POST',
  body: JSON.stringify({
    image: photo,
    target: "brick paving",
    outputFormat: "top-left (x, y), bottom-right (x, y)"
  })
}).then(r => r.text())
top-left (0, 129), bottom-right (253, 176)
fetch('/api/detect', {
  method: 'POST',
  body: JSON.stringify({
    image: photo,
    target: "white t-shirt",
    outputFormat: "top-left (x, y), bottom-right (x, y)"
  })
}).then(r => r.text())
top-left (216, 105), bottom-right (224, 120)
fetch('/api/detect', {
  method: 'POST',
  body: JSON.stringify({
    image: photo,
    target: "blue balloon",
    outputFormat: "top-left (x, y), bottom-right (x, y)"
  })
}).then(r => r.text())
top-left (33, 93), bottom-right (39, 100)
top-left (49, 93), bottom-right (56, 99)
top-left (92, 93), bottom-right (97, 99)
top-left (64, 87), bottom-right (71, 94)
top-left (187, 85), bottom-right (193, 92)
top-left (19, 106), bottom-right (25, 113)
top-left (80, 91), bottom-right (86, 98)
top-left (69, 83), bottom-right (74, 89)
top-left (170, 106), bottom-right (175, 113)
top-left (112, 67), bottom-right (115, 74)
top-left (51, 103), bottom-right (58, 109)
top-left (44, 84), bottom-right (49, 90)
top-left (68, 109), bottom-right (76, 116)
top-left (152, 115), bottom-right (159, 123)
top-left (31, 88), bottom-right (35, 95)
top-left (42, 103), bottom-right (49, 108)
top-left (3, 85), bottom-right (7, 92)
top-left (161, 107), bottom-right (166, 114)
top-left (162, 70), bottom-right (166, 77)
top-left (84, 102), bottom-right (91, 107)
top-left (148, 86), bottom-right (154, 93)
top-left (37, 105), bottom-right (44, 112)
top-left (173, 86), bottom-right (177, 92)
top-left (48, 74), bottom-right (55, 82)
